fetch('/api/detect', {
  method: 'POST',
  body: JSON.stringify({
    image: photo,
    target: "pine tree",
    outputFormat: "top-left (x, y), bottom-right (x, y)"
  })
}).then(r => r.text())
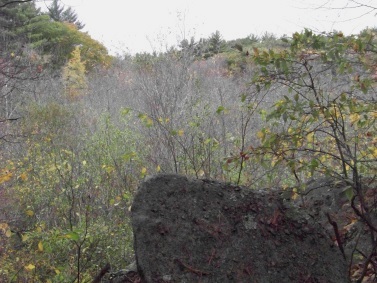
top-left (47, 0), bottom-right (84, 30)
top-left (47, 0), bottom-right (63, 21)
top-left (0, 0), bottom-right (40, 48)
top-left (209, 30), bottom-right (225, 55)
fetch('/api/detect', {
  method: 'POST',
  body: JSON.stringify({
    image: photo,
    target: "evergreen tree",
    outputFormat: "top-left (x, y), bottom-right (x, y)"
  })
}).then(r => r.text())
top-left (0, 0), bottom-right (40, 48)
top-left (0, 0), bottom-right (17, 46)
top-left (47, 0), bottom-right (63, 21)
top-left (47, 0), bottom-right (84, 30)
top-left (208, 30), bottom-right (226, 55)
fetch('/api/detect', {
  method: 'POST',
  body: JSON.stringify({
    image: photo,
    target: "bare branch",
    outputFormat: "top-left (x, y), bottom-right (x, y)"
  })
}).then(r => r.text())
top-left (315, 0), bottom-right (376, 11)
top-left (0, 117), bottom-right (22, 123)
top-left (0, 0), bottom-right (33, 8)
top-left (313, 0), bottom-right (377, 23)
top-left (350, 0), bottom-right (377, 11)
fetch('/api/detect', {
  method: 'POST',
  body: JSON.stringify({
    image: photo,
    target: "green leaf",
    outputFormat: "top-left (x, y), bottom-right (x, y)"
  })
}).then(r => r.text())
top-left (120, 107), bottom-right (131, 116)
top-left (342, 186), bottom-right (354, 201)
top-left (63, 231), bottom-right (79, 241)
top-left (138, 113), bottom-right (147, 119)
top-left (309, 158), bottom-right (319, 170)
top-left (216, 106), bottom-right (225, 114)
top-left (281, 60), bottom-right (288, 74)
top-left (241, 94), bottom-right (247, 102)
top-left (294, 93), bottom-right (299, 102)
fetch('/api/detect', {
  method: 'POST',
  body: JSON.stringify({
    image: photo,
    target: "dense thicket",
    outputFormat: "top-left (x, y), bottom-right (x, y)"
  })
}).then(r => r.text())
top-left (0, 1), bottom-right (376, 281)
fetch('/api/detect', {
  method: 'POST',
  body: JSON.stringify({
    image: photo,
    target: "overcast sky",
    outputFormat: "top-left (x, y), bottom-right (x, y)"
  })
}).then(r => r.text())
top-left (36, 0), bottom-right (377, 55)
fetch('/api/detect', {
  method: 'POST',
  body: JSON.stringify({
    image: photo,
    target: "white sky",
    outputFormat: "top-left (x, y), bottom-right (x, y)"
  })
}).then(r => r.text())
top-left (36, 0), bottom-right (377, 55)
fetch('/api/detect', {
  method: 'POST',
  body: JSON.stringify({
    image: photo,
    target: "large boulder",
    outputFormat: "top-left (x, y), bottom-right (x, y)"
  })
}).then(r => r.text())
top-left (298, 178), bottom-right (375, 268)
top-left (131, 174), bottom-right (348, 282)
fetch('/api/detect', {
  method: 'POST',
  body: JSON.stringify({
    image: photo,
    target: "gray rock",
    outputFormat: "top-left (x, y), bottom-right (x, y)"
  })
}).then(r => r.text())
top-left (299, 178), bottom-right (375, 264)
top-left (131, 174), bottom-right (349, 282)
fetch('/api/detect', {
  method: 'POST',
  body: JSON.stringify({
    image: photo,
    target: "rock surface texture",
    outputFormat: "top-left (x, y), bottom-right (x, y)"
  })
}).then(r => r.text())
top-left (131, 174), bottom-right (349, 283)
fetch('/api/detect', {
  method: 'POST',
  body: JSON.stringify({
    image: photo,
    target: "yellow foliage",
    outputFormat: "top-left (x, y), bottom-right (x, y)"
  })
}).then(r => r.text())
top-left (291, 188), bottom-right (299, 200)
top-left (103, 165), bottom-right (114, 174)
top-left (38, 241), bottom-right (43, 252)
top-left (300, 115), bottom-right (310, 123)
top-left (306, 132), bottom-right (314, 143)
top-left (275, 99), bottom-right (285, 107)
top-left (63, 46), bottom-right (88, 99)
top-left (271, 156), bottom-right (279, 167)
top-left (21, 234), bottom-right (29, 242)
top-left (5, 229), bottom-right (12, 238)
top-left (319, 154), bottom-right (327, 163)
top-left (295, 139), bottom-right (302, 147)
top-left (0, 170), bottom-right (13, 184)
top-left (349, 113), bottom-right (360, 125)
top-left (0, 222), bottom-right (8, 231)
top-left (256, 131), bottom-right (264, 140)
top-left (146, 118), bottom-right (153, 127)
top-left (0, 223), bottom-right (11, 237)
top-left (24, 264), bottom-right (35, 271)
top-left (157, 117), bottom-right (170, 124)
top-left (63, 22), bottom-right (112, 69)
top-left (19, 172), bottom-right (27, 181)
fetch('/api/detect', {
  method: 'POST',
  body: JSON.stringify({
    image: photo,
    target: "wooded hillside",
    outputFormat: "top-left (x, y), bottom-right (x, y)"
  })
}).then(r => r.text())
top-left (0, 1), bottom-right (376, 281)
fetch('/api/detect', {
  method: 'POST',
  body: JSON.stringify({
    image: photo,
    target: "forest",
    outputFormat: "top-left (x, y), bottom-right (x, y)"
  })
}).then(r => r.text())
top-left (0, 0), bottom-right (376, 282)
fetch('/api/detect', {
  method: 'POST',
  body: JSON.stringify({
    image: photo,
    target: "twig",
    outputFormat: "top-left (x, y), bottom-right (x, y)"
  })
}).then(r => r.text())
top-left (326, 212), bottom-right (346, 260)
top-left (207, 249), bottom-right (216, 265)
top-left (175, 258), bottom-right (211, 276)
top-left (356, 241), bottom-right (377, 283)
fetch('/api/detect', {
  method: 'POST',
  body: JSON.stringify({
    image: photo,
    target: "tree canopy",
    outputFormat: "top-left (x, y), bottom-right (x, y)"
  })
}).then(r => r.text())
top-left (0, 0), bottom-right (110, 69)
top-left (47, 0), bottom-right (85, 30)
